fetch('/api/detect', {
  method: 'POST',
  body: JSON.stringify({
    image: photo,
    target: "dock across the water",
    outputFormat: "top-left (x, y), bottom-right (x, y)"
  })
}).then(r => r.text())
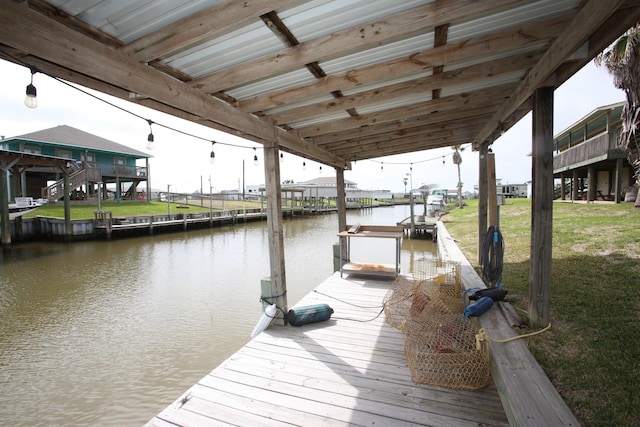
top-left (396, 214), bottom-right (438, 240)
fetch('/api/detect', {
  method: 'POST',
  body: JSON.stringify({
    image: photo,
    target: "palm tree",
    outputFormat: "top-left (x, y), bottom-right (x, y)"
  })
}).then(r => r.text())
top-left (452, 145), bottom-right (464, 208)
top-left (595, 24), bottom-right (640, 206)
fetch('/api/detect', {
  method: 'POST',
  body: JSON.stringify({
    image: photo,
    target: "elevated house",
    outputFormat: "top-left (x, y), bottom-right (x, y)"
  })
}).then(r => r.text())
top-left (553, 102), bottom-right (632, 202)
top-left (1, 125), bottom-right (151, 203)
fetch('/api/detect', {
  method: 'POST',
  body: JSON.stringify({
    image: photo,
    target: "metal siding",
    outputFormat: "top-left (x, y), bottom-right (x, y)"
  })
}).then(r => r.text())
top-left (447, 0), bottom-right (580, 42)
top-left (320, 32), bottom-right (434, 75)
top-left (279, 0), bottom-right (432, 43)
top-left (164, 21), bottom-right (281, 77)
top-left (48, 0), bottom-right (224, 42)
top-left (226, 69), bottom-right (317, 100)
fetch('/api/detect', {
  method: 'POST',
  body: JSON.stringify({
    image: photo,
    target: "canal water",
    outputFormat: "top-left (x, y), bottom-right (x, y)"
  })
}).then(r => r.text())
top-left (0, 205), bottom-right (437, 426)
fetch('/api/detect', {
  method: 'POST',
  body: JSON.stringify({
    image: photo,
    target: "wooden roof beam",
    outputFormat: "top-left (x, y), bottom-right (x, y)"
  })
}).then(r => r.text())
top-left (267, 53), bottom-right (540, 125)
top-left (0, 1), bottom-right (346, 169)
top-left (237, 13), bottom-right (569, 114)
top-left (191, 0), bottom-right (529, 93)
top-left (297, 85), bottom-right (513, 138)
top-left (475, 0), bottom-right (632, 147)
top-left (120, 0), bottom-right (298, 62)
top-left (321, 115), bottom-right (492, 152)
top-left (335, 129), bottom-right (480, 160)
top-left (310, 106), bottom-right (495, 146)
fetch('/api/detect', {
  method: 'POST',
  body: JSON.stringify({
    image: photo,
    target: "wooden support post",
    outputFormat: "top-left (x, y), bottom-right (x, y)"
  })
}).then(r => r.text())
top-left (263, 140), bottom-right (287, 325)
top-left (587, 165), bottom-right (596, 202)
top-left (335, 167), bottom-right (347, 263)
top-left (560, 174), bottom-right (566, 200)
top-left (530, 87), bottom-right (554, 328)
top-left (614, 158), bottom-right (623, 203)
top-left (487, 151), bottom-right (498, 228)
top-left (572, 170), bottom-right (579, 201)
top-left (409, 192), bottom-right (415, 238)
top-left (63, 169), bottom-right (72, 242)
top-left (477, 143), bottom-right (488, 264)
top-left (0, 163), bottom-right (11, 247)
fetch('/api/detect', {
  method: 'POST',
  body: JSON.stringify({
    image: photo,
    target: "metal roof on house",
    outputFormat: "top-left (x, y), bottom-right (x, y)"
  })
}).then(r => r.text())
top-left (300, 176), bottom-right (356, 186)
top-left (0, 1), bottom-right (637, 168)
top-left (8, 125), bottom-right (150, 158)
top-left (553, 102), bottom-right (625, 151)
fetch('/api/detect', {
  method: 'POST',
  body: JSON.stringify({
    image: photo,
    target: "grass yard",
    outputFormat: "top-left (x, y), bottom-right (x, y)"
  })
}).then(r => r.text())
top-left (443, 198), bottom-right (640, 427)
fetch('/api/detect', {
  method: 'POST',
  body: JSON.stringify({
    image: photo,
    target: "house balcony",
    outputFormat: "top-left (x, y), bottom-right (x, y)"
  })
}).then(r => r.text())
top-left (553, 131), bottom-right (627, 175)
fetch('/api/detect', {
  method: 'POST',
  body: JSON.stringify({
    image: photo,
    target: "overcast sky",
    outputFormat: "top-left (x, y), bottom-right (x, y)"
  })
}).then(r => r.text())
top-left (0, 59), bottom-right (624, 194)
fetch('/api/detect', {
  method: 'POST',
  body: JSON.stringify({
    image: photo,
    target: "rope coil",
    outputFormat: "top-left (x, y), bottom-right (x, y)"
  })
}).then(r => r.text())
top-left (476, 323), bottom-right (552, 350)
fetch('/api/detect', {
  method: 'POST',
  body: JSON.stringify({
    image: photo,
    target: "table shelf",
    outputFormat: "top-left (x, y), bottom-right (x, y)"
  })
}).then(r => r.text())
top-left (337, 225), bottom-right (404, 278)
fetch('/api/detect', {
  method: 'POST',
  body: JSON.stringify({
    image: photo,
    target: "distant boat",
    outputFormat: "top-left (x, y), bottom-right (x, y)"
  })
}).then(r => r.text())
top-left (9, 197), bottom-right (43, 219)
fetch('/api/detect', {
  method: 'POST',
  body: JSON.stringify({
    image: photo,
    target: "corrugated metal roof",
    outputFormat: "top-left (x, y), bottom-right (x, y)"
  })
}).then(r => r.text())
top-left (2, 0), bottom-right (634, 167)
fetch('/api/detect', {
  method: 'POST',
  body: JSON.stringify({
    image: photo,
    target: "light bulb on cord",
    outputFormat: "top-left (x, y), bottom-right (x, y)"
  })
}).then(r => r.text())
top-left (210, 141), bottom-right (216, 165)
top-left (24, 68), bottom-right (37, 109)
top-left (253, 147), bottom-right (258, 166)
top-left (146, 120), bottom-right (154, 150)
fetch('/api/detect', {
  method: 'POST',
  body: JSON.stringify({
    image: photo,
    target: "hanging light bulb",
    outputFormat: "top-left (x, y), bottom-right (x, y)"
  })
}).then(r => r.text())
top-left (319, 165), bottom-right (323, 174)
top-left (303, 160), bottom-right (307, 170)
top-left (146, 120), bottom-right (154, 150)
top-left (253, 147), bottom-right (258, 166)
top-left (381, 162), bottom-right (384, 172)
top-left (24, 67), bottom-right (38, 109)
top-left (280, 152), bottom-right (284, 162)
top-left (210, 141), bottom-right (216, 165)
top-left (442, 156), bottom-right (445, 166)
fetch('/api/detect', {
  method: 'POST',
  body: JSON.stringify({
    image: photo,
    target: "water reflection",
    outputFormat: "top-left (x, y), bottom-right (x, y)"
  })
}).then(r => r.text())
top-left (0, 205), bottom-right (435, 426)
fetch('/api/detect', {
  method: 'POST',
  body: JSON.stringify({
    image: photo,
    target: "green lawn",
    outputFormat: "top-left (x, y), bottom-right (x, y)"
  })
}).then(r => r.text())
top-left (443, 199), bottom-right (640, 427)
top-left (24, 197), bottom-right (412, 220)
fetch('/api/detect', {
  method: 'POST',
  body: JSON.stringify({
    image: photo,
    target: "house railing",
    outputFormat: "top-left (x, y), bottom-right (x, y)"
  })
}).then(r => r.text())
top-left (553, 129), bottom-right (625, 173)
top-left (90, 162), bottom-right (147, 178)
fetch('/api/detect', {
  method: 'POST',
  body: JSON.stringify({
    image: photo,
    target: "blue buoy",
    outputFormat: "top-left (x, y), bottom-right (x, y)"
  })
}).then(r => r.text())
top-left (285, 304), bottom-right (334, 326)
top-left (464, 296), bottom-right (493, 317)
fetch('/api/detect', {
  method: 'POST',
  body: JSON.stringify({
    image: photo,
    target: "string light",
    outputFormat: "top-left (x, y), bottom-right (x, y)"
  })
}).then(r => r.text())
top-left (442, 156), bottom-right (445, 166)
top-left (253, 147), bottom-right (258, 166)
top-left (146, 120), bottom-right (154, 150)
top-left (319, 165), bottom-right (323, 174)
top-left (303, 159), bottom-right (306, 170)
top-left (280, 152), bottom-right (284, 162)
top-left (9, 51), bottom-right (464, 170)
top-left (210, 141), bottom-right (216, 165)
top-left (366, 145), bottom-right (469, 169)
top-left (381, 162), bottom-right (384, 172)
top-left (24, 67), bottom-right (38, 109)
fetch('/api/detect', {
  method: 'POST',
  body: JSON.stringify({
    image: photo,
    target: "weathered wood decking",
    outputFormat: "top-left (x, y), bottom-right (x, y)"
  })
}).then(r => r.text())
top-left (145, 273), bottom-right (508, 427)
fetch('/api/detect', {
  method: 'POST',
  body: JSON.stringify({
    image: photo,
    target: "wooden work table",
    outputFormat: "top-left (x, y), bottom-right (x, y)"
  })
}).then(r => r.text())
top-left (337, 225), bottom-right (404, 278)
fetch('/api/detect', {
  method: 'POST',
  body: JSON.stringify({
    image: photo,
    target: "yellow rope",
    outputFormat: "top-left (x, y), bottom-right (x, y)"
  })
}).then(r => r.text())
top-left (476, 323), bottom-right (552, 350)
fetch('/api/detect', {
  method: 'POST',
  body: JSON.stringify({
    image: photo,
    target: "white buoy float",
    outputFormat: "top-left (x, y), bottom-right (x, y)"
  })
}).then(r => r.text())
top-left (251, 304), bottom-right (277, 338)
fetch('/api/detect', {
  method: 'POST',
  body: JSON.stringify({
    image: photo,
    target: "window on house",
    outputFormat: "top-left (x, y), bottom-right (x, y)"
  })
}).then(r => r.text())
top-left (22, 144), bottom-right (41, 154)
top-left (56, 149), bottom-right (73, 159)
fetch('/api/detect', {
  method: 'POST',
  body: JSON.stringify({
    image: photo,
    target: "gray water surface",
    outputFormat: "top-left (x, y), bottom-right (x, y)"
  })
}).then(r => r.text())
top-left (0, 205), bottom-right (436, 426)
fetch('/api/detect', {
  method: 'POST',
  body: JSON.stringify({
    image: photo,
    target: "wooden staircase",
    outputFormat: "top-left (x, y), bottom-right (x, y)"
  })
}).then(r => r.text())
top-left (41, 164), bottom-right (102, 202)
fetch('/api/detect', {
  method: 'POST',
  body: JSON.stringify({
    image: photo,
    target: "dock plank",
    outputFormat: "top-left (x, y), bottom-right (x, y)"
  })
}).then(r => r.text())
top-left (146, 272), bottom-right (508, 427)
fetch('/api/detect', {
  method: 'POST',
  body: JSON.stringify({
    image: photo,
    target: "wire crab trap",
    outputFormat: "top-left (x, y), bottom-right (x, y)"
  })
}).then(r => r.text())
top-left (403, 312), bottom-right (491, 390)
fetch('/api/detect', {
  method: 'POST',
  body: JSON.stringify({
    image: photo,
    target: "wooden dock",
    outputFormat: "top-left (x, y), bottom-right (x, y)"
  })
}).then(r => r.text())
top-left (396, 215), bottom-right (438, 240)
top-left (145, 273), bottom-right (508, 427)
